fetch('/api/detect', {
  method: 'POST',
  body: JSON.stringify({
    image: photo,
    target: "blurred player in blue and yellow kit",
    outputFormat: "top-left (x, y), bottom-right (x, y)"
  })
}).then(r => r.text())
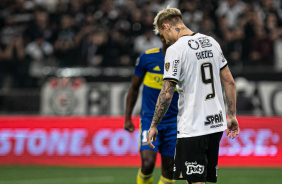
top-left (124, 35), bottom-right (178, 184)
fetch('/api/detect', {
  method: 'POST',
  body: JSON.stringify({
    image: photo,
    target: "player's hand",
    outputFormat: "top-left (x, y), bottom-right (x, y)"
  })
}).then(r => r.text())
top-left (124, 120), bottom-right (135, 133)
top-left (226, 116), bottom-right (239, 139)
top-left (147, 126), bottom-right (158, 149)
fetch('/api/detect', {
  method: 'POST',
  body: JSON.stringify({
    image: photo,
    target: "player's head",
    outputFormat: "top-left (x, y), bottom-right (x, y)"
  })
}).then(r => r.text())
top-left (153, 7), bottom-right (183, 45)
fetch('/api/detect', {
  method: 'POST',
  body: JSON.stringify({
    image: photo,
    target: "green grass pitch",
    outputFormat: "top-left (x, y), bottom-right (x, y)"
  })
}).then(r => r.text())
top-left (0, 166), bottom-right (281, 184)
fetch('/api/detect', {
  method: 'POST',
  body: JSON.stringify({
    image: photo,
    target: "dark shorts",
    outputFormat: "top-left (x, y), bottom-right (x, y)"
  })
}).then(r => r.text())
top-left (173, 131), bottom-right (223, 183)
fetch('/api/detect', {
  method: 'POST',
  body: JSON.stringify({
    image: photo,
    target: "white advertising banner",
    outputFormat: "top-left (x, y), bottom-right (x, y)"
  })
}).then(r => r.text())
top-left (41, 80), bottom-right (282, 116)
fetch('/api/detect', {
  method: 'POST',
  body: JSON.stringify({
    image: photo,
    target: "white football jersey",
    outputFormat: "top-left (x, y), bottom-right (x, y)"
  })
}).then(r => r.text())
top-left (163, 33), bottom-right (228, 138)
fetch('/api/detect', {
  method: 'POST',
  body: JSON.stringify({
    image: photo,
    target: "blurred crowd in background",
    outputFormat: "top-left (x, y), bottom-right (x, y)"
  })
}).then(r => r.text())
top-left (0, 0), bottom-right (282, 89)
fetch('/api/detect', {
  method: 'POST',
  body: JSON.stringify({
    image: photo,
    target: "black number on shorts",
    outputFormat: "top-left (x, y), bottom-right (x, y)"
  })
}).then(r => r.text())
top-left (201, 62), bottom-right (215, 100)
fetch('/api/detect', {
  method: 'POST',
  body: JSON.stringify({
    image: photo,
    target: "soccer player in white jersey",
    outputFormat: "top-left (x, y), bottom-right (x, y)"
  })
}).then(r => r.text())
top-left (147, 7), bottom-right (239, 184)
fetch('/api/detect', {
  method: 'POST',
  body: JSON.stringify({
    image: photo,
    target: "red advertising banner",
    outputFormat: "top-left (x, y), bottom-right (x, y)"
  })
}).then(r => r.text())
top-left (0, 116), bottom-right (281, 167)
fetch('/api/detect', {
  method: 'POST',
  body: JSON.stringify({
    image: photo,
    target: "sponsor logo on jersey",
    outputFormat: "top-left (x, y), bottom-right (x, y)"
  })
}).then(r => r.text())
top-left (220, 52), bottom-right (226, 63)
top-left (198, 37), bottom-right (212, 48)
top-left (204, 111), bottom-right (224, 128)
top-left (185, 161), bottom-right (205, 175)
top-left (172, 60), bottom-right (179, 76)
top-left (165, 62), bottom-right (170, 71)
top-left (188, 39), bottom-right (199, 50)
top-left (153, 66), bottom-right (161, 71)
top-left (196, 50), bottom-right (213, 60)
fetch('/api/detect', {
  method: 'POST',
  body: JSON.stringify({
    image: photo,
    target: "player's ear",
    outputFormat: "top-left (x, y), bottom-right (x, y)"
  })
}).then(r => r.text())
top-left (162, 23), bottom-right (171, 31)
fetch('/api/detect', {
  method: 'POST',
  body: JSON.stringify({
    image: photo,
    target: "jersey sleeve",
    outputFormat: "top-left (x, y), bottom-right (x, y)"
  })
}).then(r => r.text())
top-left (134, 53), bottom-right (147, 78)
top-left (219, 51), bottom-right (228, 71)
top-left (163, 47), bottom-right (181, 83)
top-left (213, 38), bottom-right (228, 71)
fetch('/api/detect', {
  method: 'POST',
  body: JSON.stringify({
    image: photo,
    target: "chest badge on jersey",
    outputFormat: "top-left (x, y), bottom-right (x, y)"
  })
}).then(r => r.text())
top-left (188, 39), bottom-right (199, 50)
top-left (165, 62), bottom-right (170, 71)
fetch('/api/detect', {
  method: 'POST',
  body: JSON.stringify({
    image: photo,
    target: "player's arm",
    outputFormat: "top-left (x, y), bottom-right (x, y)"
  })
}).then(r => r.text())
top-left (124, 74), bottom-right (143, 132)
top-left (220, 66), bottom-right (239, 139)
top-left (147, 80), bottom-right (176, 148)
top-left (151, 80), bottom-right (176, 127)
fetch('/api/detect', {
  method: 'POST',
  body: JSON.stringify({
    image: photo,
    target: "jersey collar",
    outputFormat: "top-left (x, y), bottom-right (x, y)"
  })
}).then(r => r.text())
top-left (180, 32), bottom-right (197, 38)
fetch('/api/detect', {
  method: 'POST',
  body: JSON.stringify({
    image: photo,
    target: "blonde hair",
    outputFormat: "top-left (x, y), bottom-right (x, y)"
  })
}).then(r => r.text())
top-left (153, 7), bottom-right (182, 35)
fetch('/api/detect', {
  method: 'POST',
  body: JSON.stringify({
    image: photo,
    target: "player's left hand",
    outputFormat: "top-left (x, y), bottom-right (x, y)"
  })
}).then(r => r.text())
top-left (147, 126), bottom-right (158, 149)
top-left (226, 116), bottom-right (240, 139)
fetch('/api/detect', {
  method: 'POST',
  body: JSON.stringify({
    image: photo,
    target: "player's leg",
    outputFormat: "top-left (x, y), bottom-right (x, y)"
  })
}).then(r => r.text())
top-left (158, 155), bottom-right (175, 184)
top-left (141, 149), bottom-right (157, 174)
top-left (137, 118), bottom-right (159, 184)
top-left (158, 123), bottom-right (177, 184)
top-left (161, 155), bottom-right (174, 179)
top-left (137, 149), bottom-right (157, 184)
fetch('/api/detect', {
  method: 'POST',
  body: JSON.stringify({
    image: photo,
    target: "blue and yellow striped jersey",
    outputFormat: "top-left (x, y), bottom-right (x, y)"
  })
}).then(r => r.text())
top-left (135, 47), bottom-right (179, 124)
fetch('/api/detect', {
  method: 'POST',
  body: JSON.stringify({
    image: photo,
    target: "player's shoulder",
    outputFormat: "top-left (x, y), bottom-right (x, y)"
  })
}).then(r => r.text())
top-left (137, 48), bottom-right (161, 66)
top-left (191, 33), bottom-right (221, 51)
top-left (197, 33), bottom-right (219, 45)
top-left (139, 48), bottom-right (161, 60)
top-left (167, 42), bottom-right (181, 54)
top-left (145, 48), bottom-right (161, 55)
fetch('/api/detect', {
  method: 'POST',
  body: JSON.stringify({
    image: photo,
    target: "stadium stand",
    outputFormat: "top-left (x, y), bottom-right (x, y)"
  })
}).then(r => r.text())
top-left (0, 0), bottom-right (281, 115)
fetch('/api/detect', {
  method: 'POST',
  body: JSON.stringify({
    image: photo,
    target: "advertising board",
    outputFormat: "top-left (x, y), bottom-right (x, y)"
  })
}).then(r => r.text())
top-left (0, 116), bottom-right (281, 167)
